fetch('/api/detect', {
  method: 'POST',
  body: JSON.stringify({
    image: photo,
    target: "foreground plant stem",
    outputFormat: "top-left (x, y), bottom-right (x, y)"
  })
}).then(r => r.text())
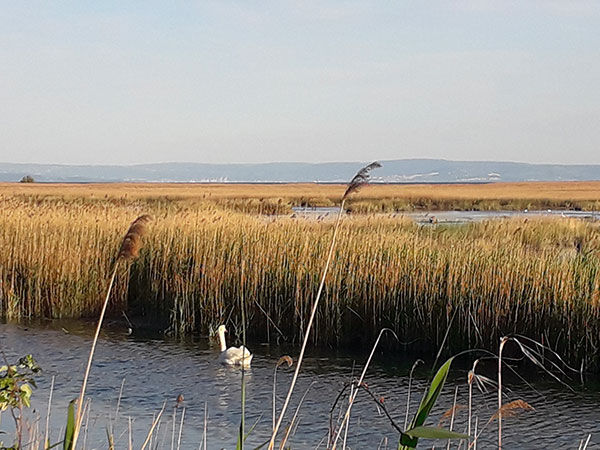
top-left (498, 336), bottom-right (508, 450)
top-left (268, 199), bottom-right (345, 449)
top-left (71, 263), bottom-right (120, 449)
top-left (268, 162), bottom-right (381, 449)
top-left (71, 214), bottom-right (151, 450)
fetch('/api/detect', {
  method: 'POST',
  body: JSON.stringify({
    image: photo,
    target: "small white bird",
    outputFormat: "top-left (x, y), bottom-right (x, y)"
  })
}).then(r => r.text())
top-left (217, 325), bottom-right (253, 367)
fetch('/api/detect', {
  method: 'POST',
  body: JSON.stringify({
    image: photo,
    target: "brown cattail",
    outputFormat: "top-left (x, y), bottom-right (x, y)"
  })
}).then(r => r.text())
top-left (343, 161), bottom-right (382, 200)
top-left (117, 215), bottom-right (152, 261)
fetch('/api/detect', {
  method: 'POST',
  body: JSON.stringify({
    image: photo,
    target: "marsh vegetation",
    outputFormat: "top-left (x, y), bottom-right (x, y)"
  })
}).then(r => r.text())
top-left (1, 174), bottom-right (599, 449)
top-left (1, 183), bottom-right (599, 370)
top-left (2, 180), bottom-right (600, 214)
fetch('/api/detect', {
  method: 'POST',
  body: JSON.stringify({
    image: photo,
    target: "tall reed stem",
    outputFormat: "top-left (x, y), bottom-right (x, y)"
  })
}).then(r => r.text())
top-left (238, 260), bottom-right (247, 450)
top-left (268, 162), bottom-right (380, 449)
top-left (71, 263), bottom-right (119, 449)
top-left (331, 328), bottom-right (390, 449)
top-left (498, 336), bottom-right (508, 450)
top-left (44, 375), bottom-right (55, 449)
top-left (71, 214), bottom-right (150, 450)
top-left (268, 200), bottom-right (345, 449)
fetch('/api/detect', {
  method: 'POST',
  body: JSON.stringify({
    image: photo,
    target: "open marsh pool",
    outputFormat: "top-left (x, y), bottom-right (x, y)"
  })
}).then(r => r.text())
top-left (1, 321), bottom-right (599, 449)
top-left (291, 207), bottom-right (600, 224)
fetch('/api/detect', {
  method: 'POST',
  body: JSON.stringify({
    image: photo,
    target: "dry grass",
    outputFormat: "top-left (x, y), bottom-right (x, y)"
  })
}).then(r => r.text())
top-left (2, 181), bottom-right (600, 213)
top-left (1, 185), bottom-right (600, 368)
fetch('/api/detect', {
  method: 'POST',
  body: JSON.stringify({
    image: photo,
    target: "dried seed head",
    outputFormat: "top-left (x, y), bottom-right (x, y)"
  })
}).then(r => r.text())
top-left (343, 161), bottom-right (382, 200)
top-left (277, 355), bottom-right (293, 368)
top-left (117, 214), bottom-right (152, 261)
top-left (492, 399), bottom-right (534, 421)
top-left (439, 405), bottom-right (467, 424)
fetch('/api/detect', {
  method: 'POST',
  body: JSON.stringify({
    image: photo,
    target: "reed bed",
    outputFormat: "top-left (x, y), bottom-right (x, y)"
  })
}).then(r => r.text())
top-left (1, 195), bottom-right (600, 369)
top-left (2, 180), bottom-right (600, 213)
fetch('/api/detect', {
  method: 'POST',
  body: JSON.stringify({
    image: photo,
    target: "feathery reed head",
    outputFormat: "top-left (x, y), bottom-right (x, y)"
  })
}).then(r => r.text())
top-left (492, 399), bottom-right (534, 421)
top-left (117, 214), bottom-right (152, 261)
top-left (439, 404), bottom-right (467, 424)
top-left (343, 161), bottom-right (382, 200)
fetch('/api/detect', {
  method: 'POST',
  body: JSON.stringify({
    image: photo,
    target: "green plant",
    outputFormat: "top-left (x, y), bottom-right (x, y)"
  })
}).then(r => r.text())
top-left (0, 354), bottom-right (41, 448)
top-left (398, 357), bottom-right (467, 449)
top-left (63, 399), bottom-right (76, 450)
top-left (0, 355), bottom-right (39, 411)
top-left (326, 345), bottom-right (466, 449)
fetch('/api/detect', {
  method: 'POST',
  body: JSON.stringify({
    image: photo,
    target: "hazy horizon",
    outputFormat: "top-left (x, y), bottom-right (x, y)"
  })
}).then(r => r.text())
top-left (3, 156), bottom-right (600, 168)
top-left (2, 1), bottom-right (599, 165)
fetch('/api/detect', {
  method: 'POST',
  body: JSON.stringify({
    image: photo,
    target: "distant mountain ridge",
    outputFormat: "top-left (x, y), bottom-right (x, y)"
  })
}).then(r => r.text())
top-left (0, 159), bottom-right (598, 183)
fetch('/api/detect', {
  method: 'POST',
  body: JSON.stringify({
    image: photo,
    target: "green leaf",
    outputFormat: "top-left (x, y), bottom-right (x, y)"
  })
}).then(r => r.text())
top-left (244, 415), bottom-right (261, 442)
top-left (412, 357), bottom-right (454, 428)
top-left (399, 357), bottom-right (455, 450)
top-left (63, 399), bottom-right (76, 450)
top-left (405, 426), bottom-right (468, 440)
top-left (20, 384), bottom-right (33, 407)
top-left (236, 425), bottom-right (243, 450)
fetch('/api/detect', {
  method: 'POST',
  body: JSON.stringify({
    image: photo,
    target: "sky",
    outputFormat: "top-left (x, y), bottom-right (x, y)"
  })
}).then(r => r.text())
top-left (1, 1), bottom-right (599, 165)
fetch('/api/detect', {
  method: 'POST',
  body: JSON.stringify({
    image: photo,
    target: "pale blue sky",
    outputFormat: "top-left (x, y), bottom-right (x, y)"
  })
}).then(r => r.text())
top-left (1, 1), bottom-right (599, 165)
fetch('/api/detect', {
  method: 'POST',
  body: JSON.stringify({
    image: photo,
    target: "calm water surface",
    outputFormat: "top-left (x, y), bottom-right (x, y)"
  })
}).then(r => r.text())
top-left (291, 207), bottom-right (600, 224)
top-left (1, 321), bottom-right (599, 449)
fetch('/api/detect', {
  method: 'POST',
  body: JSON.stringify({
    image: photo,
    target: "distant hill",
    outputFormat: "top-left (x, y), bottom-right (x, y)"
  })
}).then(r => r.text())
top-left (1, 159), bottom-right (599, 183)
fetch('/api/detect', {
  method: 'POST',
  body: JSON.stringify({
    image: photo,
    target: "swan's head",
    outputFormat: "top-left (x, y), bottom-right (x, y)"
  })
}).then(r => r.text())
top-left (217, 324), bottom-right (227, 334)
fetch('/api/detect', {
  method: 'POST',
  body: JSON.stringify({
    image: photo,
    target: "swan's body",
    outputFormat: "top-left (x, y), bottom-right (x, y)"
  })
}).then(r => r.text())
top-left (217, 325), bottom-right (253, 367)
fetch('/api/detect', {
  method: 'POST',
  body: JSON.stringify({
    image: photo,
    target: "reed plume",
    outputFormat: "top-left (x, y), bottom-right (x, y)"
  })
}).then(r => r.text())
top-left (343, 161), bottom-right (382, 199)
top-left (118, 214), bottom-right (152, 261)
top-left (439, 404), bottom-right (467, 424)
top-left (491, 400), bottom-right (534, 421)
top-left (71, 214), bottom-right (151, 450)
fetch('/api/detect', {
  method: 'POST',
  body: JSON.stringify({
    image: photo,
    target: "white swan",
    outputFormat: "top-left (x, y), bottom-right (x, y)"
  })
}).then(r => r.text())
top-left (217, 325), bottom-right (253, 367)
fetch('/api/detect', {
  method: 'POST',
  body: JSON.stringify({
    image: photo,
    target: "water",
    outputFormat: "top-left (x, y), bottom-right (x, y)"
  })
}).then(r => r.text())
top-left (1, 321), bottom-right (599, 449)
top-left (291, 206), bottom-right (341, 218)
top-left (406, 210), bottom-right (600, 224)
top-left (290, 207), bottom-right (600, 224)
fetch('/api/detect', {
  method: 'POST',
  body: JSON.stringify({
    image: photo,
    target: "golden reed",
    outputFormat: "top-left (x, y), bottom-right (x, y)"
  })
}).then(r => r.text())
top-left (1, 189), bottom-right (599, 369)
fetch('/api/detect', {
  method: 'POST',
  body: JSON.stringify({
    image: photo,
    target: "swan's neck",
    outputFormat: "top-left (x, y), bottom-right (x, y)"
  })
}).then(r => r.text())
top-left (218, 328), bottom-right (227, 352)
